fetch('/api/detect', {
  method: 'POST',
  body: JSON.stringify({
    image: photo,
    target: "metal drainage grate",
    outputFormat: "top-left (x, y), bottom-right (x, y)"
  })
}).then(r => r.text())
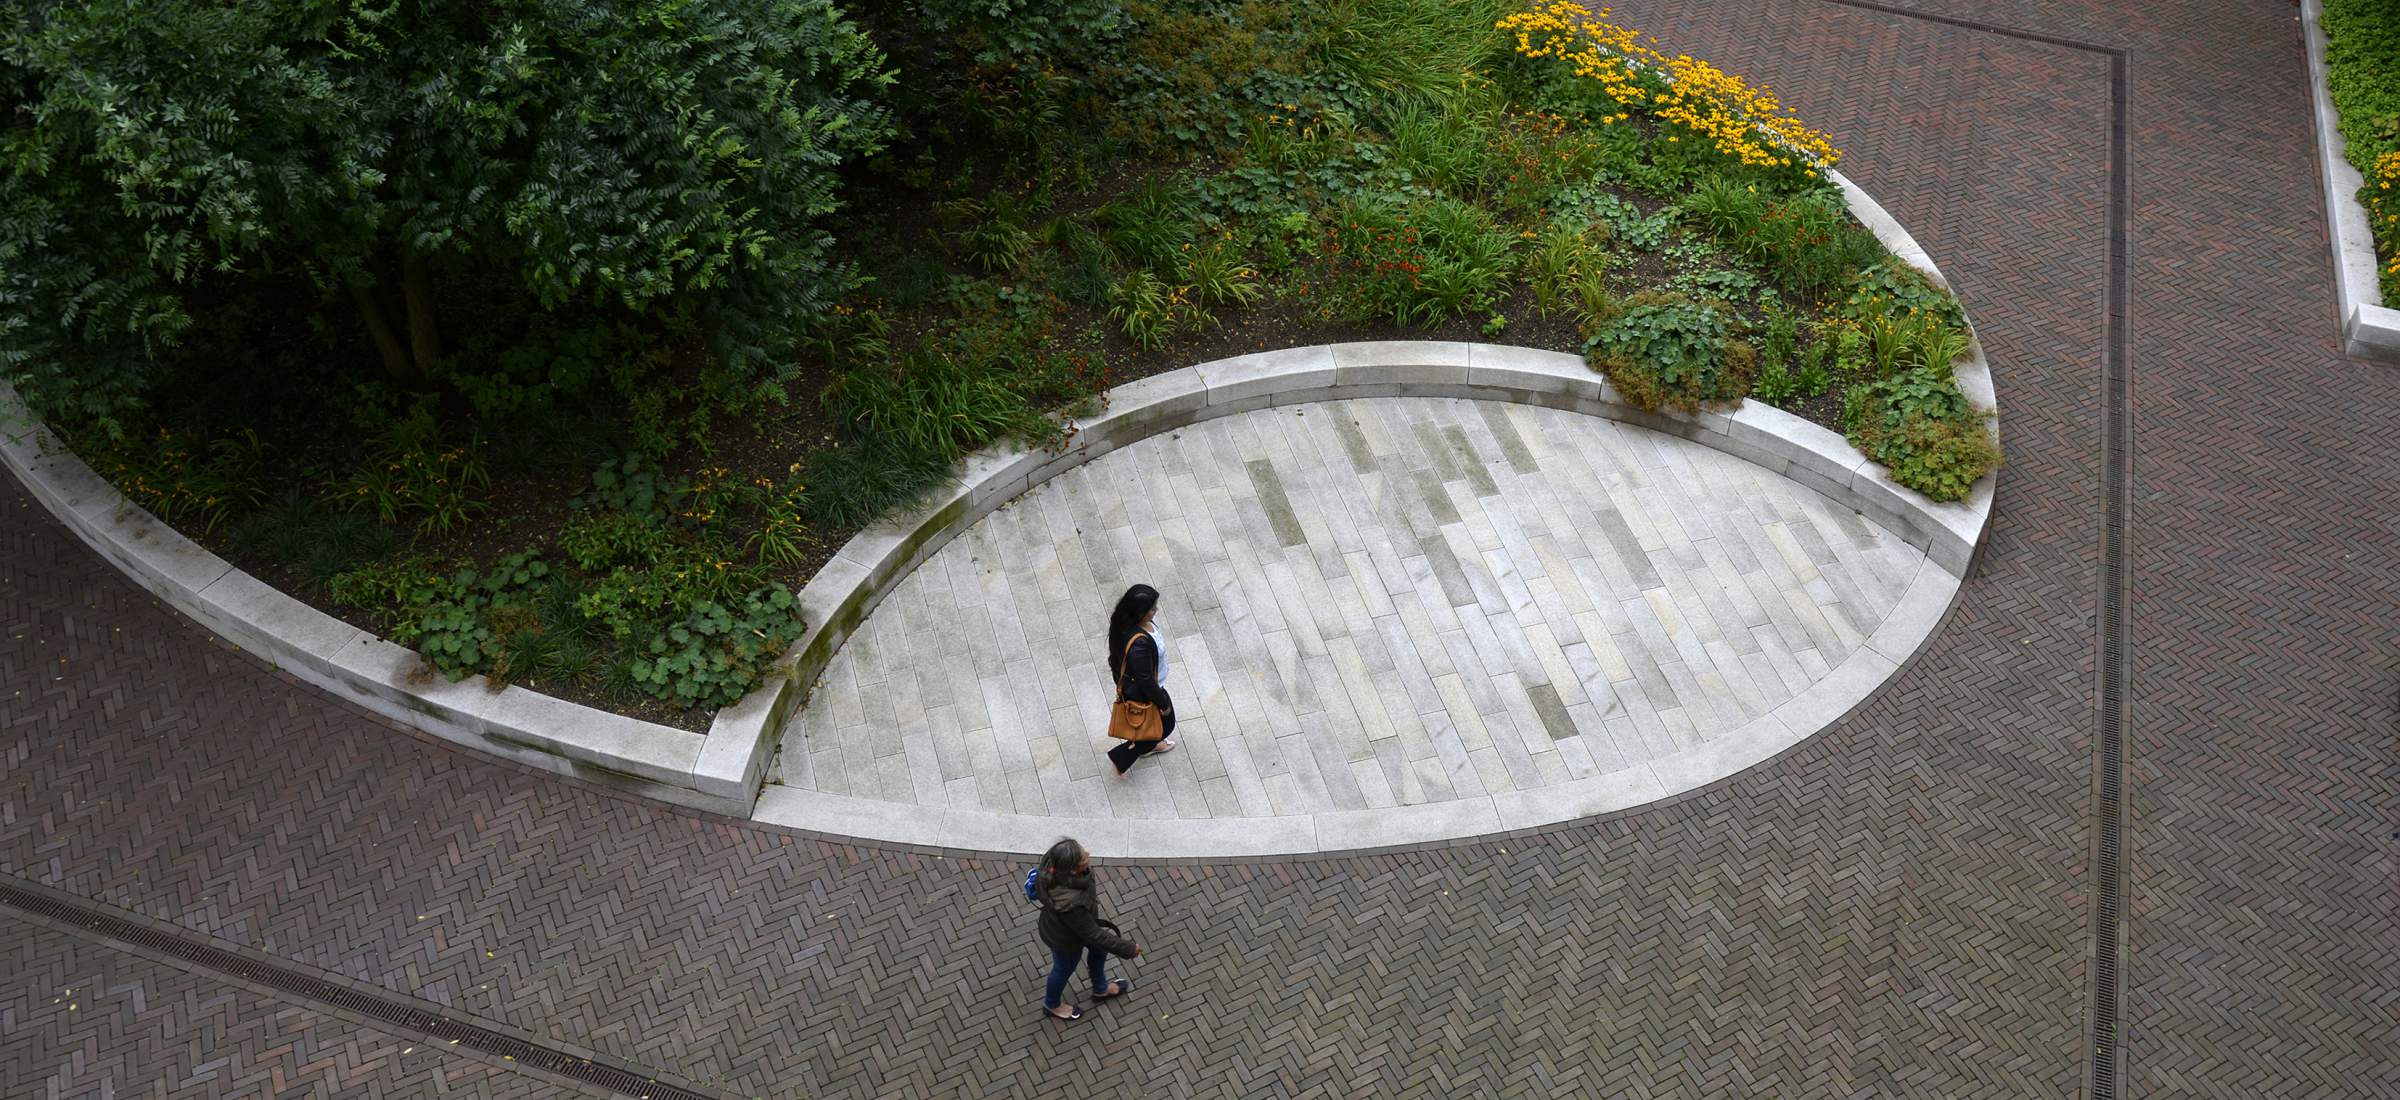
top-left (0, 880), bottom-right (724, 1100)
top-left (1824, 5), bottom-right (2137, 1095)
top-left (2087, 47), bottom-right (2135, 1100)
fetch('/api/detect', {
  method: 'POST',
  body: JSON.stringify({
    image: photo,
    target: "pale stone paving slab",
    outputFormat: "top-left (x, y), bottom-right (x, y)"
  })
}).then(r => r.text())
top-left (772, 396), bottom-right (1928, 826)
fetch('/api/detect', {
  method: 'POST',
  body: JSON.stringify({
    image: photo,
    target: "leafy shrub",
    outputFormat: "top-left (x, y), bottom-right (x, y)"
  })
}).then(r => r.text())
top-left (559, 510), bottom-right (678, 572)
top-left (228, 490), bottom-right (403, 588)
top-left (1183, 237), bottom-right (1263, 308)
top-left (1552, 187), bottom-right (1672, 250)
top-left (74, 424), bottom-right (270, 535)
top-left (1320, 195), bottom-right (1515, 326)
top-left (1738, 191), bottom-right (1885, 300)
top-left (1108, 270), bottom-right (1185, 348)
top-left (1387, 98), bottom-right (1498, 196)
top-left (824, 349), bottom-right (1049, 465)
top-left (1586, 296), bottom-right (1756, 411)
top-left (1844, 262), bottom-right (1963, 329)
top-left (1681, 174), bottom-right (1766, 240)
top-left (914, 0), bottom-right (1129, 62)
top-left (631, 585), bottom-right (806, 708)
top-left (965, 212), bottom-right (1038, 273)
top-left (338, 400), bottom-right (490, 535)
top-left (577, 547), bottom-right (762, 643)
top-left (0, 0), bottom-right (897, 429)
top-left (1095, 181), bottom-right (1200, 271)
top-left (328, 554), bottom-right (451, 630)
top-left (585, 455), bottom-right (671, 518)
top-left (330, 552), bottom-right (551, 682)
top-left (796, 437), bottom-right (955, 529)
top-left (1841, 368), bottom-right (1999, 501)
top-left (745, 482), bottom-right (814, 569)
top-left (434, 319), bottom-right (662, 424)
top-left (1526, 224), bottom-right (1592, 317)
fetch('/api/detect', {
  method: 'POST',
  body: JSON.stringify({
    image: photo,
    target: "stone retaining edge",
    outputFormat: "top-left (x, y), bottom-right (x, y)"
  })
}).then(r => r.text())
top-left (0, 382), bottom-right (775, 816)
top-left (755, 171), bottom-right (1995, 855)
top-left (0, 170), bottom-right (1990, 836)
top-left (2301, 0), bottom-right (2400, 359)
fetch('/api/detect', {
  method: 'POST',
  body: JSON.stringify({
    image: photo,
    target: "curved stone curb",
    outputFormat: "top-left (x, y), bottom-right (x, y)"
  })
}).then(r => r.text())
top-left (756, 173), bottom-right (1995, 856)
top-left (0, 169), bottom-right (1990, 838)
top-left (2301, 0), bottom-right (2400, 359)
top-left (758, 562), bottom-right (1962, 859)
top-left (752, 363), bottom-right (1977, 857)
top-left (0, 385), bottom-right (783, 817)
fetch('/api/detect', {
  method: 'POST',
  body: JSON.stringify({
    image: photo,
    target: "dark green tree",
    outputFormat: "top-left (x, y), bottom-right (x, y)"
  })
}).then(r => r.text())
top-left (1, 0), bottom-right (893, 429)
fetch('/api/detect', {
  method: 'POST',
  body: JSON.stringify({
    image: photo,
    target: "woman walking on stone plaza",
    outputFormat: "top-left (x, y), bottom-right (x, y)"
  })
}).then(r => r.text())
top-left (1104, 583), bottom-right (1178, 775)
top-left (1036, 838), bottom-right (1141, 1020)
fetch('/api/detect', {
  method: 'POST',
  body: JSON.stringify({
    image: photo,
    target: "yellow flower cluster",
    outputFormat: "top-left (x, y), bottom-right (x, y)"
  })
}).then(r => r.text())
top-left (2372, 151), bottom-right (2400, 284)
top-left (1496, 1), bottom-right (1840, 175)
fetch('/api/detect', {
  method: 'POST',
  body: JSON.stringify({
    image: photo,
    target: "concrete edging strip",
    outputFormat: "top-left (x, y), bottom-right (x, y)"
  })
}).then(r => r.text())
top-left (0, 384), bottom-right (778, 817)
top-left (2301, 0), bottom-right (2400, 359)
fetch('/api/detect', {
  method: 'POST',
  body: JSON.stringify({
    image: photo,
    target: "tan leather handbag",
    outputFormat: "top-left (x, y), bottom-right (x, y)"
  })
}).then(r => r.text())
top-left (1105, 633), bottom-right (1164, 742)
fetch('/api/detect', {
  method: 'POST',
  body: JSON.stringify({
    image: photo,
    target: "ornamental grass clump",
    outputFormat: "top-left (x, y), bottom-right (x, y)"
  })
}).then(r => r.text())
top-left (1497, 1), bottom-right (1840, 178)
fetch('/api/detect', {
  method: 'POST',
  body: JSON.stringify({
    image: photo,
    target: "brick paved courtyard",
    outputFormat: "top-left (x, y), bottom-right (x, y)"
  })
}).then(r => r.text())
top-left (4, 0), bottom-right (2396, 1097)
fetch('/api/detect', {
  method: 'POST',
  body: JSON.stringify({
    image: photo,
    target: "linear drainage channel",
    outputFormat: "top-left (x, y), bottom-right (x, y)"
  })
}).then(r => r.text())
top-left (1815, 3), bottom-right (2136, 1097)
top-left (0, 876), bottom-right (731, 1100)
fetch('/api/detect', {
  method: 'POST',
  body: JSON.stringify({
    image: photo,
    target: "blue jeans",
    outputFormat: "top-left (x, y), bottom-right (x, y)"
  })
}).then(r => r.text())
top-left (1045, 945), bottom-right (1109, 1010)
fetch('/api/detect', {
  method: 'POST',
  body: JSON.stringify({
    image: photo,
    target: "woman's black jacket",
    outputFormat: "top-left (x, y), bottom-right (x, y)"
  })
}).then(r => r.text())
top-left (1112, 632), bottom-right (1173, 713)
top-left (1037, 870), bottom-right (1138, 957)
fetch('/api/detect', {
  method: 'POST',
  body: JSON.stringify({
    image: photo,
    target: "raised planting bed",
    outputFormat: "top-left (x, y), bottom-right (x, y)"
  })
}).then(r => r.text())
top-left (2306, 0), bottom-right (2400, 357)
top-left (2, 0), bottom-right (1999, 816)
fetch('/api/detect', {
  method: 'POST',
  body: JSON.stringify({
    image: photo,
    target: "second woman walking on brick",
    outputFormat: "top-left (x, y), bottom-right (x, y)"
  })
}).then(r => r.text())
top-left (1104, 583), bottom-right (1176, 775)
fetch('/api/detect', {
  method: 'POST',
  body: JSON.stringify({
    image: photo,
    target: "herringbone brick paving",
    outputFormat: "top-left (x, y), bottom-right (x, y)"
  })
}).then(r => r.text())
top-left (0, 914), bottom-right (563, 1098)
top-left (1, 0), bottom-right (2393, 1097)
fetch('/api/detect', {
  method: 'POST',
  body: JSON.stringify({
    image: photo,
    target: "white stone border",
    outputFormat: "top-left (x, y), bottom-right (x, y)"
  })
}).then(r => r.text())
top-left (2302, 0), bottom-right (2400, 358)
top-left (0, 170), bottom-right (1991, 841)
top-left (0, 384), bottom-right (784, 817)
top-left (754, 172), bottom-right (1995, 856)
top-left (752, 340), bottom-right (1987, 856)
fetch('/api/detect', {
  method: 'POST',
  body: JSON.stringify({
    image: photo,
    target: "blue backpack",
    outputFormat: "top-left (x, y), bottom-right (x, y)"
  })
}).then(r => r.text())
top-left (1023, 867), bottom-right (1041, 904)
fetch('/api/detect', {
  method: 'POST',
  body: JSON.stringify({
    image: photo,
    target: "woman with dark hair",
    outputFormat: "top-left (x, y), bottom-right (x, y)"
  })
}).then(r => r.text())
top-left (1105, 583), bottom-right (1176, 775)
top-left (1035, 837), bottom-right (1140, 1020)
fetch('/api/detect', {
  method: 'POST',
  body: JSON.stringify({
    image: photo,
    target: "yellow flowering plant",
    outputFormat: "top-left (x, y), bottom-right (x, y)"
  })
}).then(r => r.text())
top-left (2371, 151), bottom-right (2400, 291)
top-left (1496, 1), bottom-right (1839, 178)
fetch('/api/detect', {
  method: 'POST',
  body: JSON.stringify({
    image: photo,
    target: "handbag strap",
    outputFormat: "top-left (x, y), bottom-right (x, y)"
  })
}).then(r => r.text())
top-left (1113, 631), bottom-right (1148, 703)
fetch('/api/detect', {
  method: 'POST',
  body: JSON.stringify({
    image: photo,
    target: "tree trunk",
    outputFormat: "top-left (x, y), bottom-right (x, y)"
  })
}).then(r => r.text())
top-left (348, 279), bottom-right (416, 382)
top-left (401, 244), bottom-right (442, 375)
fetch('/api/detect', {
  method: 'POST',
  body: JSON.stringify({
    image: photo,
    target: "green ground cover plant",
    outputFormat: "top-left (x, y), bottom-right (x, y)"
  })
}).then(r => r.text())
top-left (2322, 0), bottom-right (2400, 298)
top-left (4, 0), bottom-right (1997, 726)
